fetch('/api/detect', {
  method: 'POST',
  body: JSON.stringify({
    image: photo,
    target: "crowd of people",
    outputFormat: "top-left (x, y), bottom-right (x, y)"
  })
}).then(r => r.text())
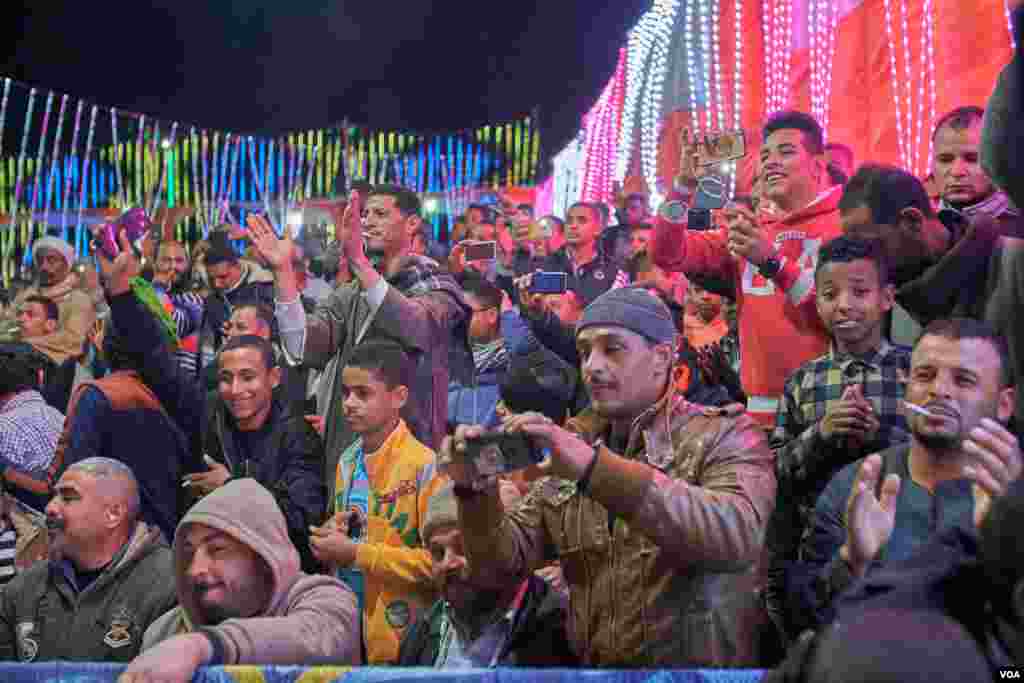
top-left (0, 11), bottom-right (1020, 681)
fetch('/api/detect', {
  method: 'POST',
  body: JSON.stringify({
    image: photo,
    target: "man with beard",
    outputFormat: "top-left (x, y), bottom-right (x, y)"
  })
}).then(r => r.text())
top-left (120, 479), bottom-right (359, 682)
top-left (0, 237), bottom-right (95, 365)
top-left (248, 184), bottom-right (470, 503)
top-left (152, 240), bottom-right (204, 377)
top-left (790, 318), bottom-right (1018, 632)
top-left (397, 481), bottom-right (575, 667)
top-left (0, 458), bottom-right (175, 662)
top-left (440, 286), bottom-right (776, 667)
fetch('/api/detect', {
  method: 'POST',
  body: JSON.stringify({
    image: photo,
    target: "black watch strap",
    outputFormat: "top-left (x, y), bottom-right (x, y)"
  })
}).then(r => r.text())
top-left (758, 255), bottom-right (782, 279)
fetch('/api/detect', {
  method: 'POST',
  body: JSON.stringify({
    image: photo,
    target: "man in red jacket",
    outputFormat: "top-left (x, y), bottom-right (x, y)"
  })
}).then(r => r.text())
top-left (652, 111), bottom-right (841, 427)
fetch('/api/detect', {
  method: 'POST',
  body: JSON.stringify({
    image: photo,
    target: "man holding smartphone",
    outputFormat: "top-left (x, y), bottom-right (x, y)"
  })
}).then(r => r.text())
top-left (544, 202), bottom-right (628, 308)
top-left (652, 112), bottom-right (841, 428)
top-left (438, 286), bottom-right (775, 667)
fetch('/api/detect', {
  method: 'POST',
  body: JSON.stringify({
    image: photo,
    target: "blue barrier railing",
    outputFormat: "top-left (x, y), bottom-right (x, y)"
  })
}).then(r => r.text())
top-left (0, 664), bottom-right (767, 682)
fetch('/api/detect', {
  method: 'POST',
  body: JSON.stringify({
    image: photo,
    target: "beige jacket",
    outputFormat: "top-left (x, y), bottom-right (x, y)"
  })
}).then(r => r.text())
top-left (457, 389), bottom-right (777, 667)
top-left (6, 281), bottom-right (96, 364)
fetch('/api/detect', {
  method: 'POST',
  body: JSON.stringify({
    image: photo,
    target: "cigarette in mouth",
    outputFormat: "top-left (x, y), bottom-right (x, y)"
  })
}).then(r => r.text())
top-left (903, 400), bottom-right (936, 418)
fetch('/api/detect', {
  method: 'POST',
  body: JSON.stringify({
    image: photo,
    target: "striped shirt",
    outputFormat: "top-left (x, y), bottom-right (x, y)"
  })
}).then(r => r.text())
top-left (0, 526), bottom-right (16, 584)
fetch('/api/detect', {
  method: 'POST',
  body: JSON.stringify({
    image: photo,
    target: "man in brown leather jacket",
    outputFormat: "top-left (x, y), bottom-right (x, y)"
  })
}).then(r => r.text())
top-left (440, 286), bottom-right (776, 667)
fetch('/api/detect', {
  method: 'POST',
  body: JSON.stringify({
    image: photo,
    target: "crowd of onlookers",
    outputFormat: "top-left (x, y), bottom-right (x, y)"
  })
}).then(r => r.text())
top-left (0, 11), bottom-right (1020, 681)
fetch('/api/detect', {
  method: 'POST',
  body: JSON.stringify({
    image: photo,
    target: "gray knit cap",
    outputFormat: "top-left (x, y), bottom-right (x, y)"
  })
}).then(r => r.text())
top-left (576, 286), bottom-right (677, 344)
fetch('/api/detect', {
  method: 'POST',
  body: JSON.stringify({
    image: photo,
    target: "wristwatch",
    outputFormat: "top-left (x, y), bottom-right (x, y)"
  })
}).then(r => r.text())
top-left (758, 254), bottom-right (782, 279)
top-left (660, 200), bottom-right (688, 224)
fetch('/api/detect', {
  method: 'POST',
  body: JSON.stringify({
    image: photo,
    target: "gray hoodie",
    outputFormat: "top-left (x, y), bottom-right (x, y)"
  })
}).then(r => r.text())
top-left (141, 478), bottom-right (360, 665)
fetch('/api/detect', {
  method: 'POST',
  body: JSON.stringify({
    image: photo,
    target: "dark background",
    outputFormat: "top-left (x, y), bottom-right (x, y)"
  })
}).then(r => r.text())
top-left (0, 1), bottom-right (650, 176)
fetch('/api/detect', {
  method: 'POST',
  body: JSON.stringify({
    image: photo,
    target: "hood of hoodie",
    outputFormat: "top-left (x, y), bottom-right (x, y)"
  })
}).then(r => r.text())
top-left (763, 184), bottom-right (842, 228)
top-left (172, 478), bottom-right (300, 627)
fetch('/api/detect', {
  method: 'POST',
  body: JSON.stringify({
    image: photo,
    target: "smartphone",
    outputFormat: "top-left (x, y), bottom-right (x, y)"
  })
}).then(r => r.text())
top-left (697, 130), bottom-right (747, 166)
top-left (96, 208), bottom-right (150, 261)
top-left (687, 208), bottom-right (712, 230)
top-left (464, 241), bottom-right (497, 262)
top-left (464, 432), bottom-right (545, 477)
top-left (693, 174), bottom-right (728, 210)
top-left (530, 271), bottom-right (568, 294)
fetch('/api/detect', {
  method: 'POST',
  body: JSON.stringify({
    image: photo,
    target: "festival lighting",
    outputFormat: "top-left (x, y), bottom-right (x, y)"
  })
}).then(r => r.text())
top-left (639, 0), bottom-right (682, 203)
top-left (580, 48), bottom-right (626, 203)
top-left (884, 0), bottom-right (938, 176)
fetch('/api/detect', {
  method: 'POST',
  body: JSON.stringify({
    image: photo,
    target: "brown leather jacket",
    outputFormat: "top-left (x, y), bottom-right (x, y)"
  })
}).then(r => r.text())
top-left (457, 389), bottom-right (777, 667)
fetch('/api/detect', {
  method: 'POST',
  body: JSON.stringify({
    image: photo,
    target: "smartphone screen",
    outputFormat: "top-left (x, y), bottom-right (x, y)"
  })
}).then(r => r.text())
top-left (688, 209), bottom-right (712, 230)
top-left (464, 241), bottom-right (497, 261)
top-left (530, 271), bottom-right (568, 294)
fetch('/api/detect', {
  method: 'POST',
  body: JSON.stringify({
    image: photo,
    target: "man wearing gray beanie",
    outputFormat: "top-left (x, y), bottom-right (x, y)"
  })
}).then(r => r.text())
top-left (439, 285), bottom-right (776, 667)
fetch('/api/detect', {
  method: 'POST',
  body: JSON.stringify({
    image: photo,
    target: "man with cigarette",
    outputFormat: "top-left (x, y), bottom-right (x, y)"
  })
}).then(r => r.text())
top-left (789, 318), bottom-right (1020, 633)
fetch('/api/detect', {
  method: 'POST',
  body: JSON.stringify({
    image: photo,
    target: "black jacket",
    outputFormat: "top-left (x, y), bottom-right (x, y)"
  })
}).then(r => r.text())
top-left (200, 265), bottom-right (276, 355)
top-left (204, 395), bottom-right (326, 572)
top-left (397, 574), bottom-right (576, 667)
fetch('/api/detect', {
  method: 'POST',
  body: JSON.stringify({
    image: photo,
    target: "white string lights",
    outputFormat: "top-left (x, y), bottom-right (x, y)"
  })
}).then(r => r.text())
top-left (765, 0), bottom-right (794, 114)
top-left (809, 0), bottom-right (839, 140)
top-left (884, 0), bottom-right (937, 176)
top-left (615, 0), bottom-right (681, 198)
top-left (1006, 0), bottom-right (1018, 50)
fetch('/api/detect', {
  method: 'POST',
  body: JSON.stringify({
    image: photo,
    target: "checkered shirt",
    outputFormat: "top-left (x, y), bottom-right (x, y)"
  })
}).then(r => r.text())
top-left (0, 390), bottom-right (64, 478)
top-left (767, 340), bottom-right (912, 563)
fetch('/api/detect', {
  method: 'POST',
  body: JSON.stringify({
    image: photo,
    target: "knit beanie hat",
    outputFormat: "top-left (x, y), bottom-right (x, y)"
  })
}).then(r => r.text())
top-left (576, 285), bottom-right (677, 344)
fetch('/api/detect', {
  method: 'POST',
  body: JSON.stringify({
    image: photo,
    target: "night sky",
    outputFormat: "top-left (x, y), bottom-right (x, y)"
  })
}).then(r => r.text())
top-left (0, 1), bottom-right (650, 175)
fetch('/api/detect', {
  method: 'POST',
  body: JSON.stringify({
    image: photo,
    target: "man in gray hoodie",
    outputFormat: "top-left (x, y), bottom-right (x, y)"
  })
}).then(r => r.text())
top-left (119, 478), bottom-right (359, 682)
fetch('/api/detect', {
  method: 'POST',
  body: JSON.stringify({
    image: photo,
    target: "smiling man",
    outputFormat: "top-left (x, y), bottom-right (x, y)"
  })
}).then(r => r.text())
top-left (0, 458), bottom-right (175, 663)
top-left (789, 318), bottom-right (1019, 633)
top-left (440, 286), bottom-right (776, 667)
top-left (652, 111), bottom-right (841, 427)
top-left (120, 479), bottom-right (359, 682)
top-left (248, 184), bottom-right (470, 509)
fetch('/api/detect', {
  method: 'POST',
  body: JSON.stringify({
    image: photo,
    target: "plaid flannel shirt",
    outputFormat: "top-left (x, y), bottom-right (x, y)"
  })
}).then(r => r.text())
top-left (766, 341), bottom-right (912, 579)
top-left (0, 390), bottom-right (64, 478)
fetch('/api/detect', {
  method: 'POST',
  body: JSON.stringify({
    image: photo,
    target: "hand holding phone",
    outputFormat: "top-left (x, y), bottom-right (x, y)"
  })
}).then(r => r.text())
top-left (529, 271), bottom-right (568, 294)
top-left (463, 241), bottom-right (497, 262)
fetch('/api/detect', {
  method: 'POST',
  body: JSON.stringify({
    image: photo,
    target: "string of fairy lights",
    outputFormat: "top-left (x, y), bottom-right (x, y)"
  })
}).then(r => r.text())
top-left (554, 0), bottom-right (1010, 213)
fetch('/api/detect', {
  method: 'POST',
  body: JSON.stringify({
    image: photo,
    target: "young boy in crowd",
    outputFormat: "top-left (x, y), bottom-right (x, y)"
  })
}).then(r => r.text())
top-left (765, 235), bottom-right (912, 645)
top-left (308, 340), bottom-right (444, 664)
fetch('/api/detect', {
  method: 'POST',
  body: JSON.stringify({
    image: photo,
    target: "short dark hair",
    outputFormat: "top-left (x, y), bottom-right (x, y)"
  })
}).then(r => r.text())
top-left (839, 163), bottom-right (935, 224)
top-left (345, 339), bottom-right (411, 390)
top-left (370, 184), bottom-right (421, 218)
top-left (460, 273), bottom-right (502, 311)
top-left (350, 179), bottom-right (373, 196)
top-left (980, 477), bottom-right (1024, 624)
top-left (931, 106), bottom-right (984, 141)
top-left (234, 303), bottom-right (278, 340)
top-left (815, 235), bottom-right (889, 287)
top-left (568, 202), bottom-right (607, 227)
top-left (918, 318), bottom-right (1013, 387)
top-left (0, 345), bottom-right (44, 395)
top-left (763, 110), bottom-right (825, 155)
top-left (625, 193), bottom-right (647, 204)
top-left (627, 249), bottom-right (657, 281)
top-left (24, 295), bottom-right (58, 322)
top-left (516, 203), bottom-right (534, 215)
top-left (219, 335), bottom-right (277, 370)
top-left (466, 203), bottom-right (497, 226)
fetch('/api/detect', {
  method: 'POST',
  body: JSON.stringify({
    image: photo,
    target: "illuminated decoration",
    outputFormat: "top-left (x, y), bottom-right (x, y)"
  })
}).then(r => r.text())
top-left (809, 0), bottom-right (839, 141)
top-left (765, 0), bottom-right (794, 114)
top-left (0, 75), bottom-right (538, 280)
top-left (1007, 0), bottom-right (1018, 49)
top-left (580, 48), bottom-right (627, 203)
top-left (551, 132), bottom-right (584, 219)
top-left (883, 0), bottom-right (937, 177)
top-left (729, 0), bottom-right (744, 198)
top-left (639, 0), bottom-right (682, 201)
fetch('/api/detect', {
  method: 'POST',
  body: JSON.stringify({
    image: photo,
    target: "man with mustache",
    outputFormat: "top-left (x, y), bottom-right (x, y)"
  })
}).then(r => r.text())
top-left (0, 458), bottom-right (175, 662)
top-left (440, 286), bottom-right (776, 667)
top-left (120, 479), bottom-right (359, 682)
top-left (0, 237), bottom-right (95, 366)
top-left (790, 318), bottom-right (1020, 632)
top-left (397, 481), bottom-right (575, 667)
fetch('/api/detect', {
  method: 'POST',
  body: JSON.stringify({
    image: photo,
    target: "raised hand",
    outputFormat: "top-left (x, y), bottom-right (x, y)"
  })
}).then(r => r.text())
top-left (246, 213), bottom-right (293, 272)
top-left (341, 190), bottom-right (367, 266)
top-left (843, 454), bottom-right (901, 577)
top-left (963, 417), bottom-right (1022, 529)
top-left (92, 227), bottom-right (142, 297)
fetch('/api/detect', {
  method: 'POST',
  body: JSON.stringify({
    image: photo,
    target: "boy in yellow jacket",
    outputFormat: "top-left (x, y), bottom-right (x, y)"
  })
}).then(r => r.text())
top-left (309, 339), bottom-right (444, 663)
